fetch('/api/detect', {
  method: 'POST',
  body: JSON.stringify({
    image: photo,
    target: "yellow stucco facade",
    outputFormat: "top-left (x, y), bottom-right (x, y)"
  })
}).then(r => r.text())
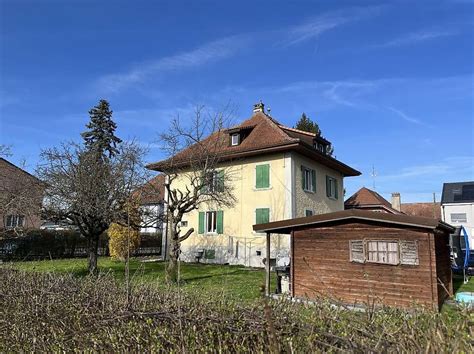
top-left (168, 151), bottom-right (344, 268)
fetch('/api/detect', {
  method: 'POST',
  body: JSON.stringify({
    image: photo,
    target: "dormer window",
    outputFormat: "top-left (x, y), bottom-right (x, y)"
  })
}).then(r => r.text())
top-left (231, 133), bottom-right (240, 146)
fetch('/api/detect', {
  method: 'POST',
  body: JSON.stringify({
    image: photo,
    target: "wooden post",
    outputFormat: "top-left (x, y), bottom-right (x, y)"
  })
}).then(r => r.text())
top-left (265, 232), bottom-right (271, 296)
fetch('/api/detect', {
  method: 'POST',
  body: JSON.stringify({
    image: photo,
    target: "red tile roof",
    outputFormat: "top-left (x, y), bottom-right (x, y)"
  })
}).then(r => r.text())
top-left (147, 111), bottom-right (360, 177)
top-left (401, 202), bottom-right (441, 219)
top-left (345, 187), bottom-right (398, 211)
top-left (134, 174), bottom-right (165, 205)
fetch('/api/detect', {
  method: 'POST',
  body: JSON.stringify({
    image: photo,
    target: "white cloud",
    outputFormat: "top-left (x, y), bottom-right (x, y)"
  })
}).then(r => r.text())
top-left (387, 106), bottom-right (423, 125)
top-left (378, 29), bottom-right (457, 48)
top-left (96, 34), bottom-right (251, 93)
top-left (281, 6), bottom-right (385, 47)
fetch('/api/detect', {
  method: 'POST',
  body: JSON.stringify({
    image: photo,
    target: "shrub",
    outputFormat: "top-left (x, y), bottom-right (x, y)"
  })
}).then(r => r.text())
top-left (108, 223), bottom-right (140, 261)
top-left (0, 268), bottom-right (472, 352)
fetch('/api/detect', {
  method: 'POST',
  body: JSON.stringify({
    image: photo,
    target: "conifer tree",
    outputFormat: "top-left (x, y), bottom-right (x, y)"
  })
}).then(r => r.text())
top-left (81, 99), bottom-right (122, 157)
top-left (294, 113), bottom-right (321, 136)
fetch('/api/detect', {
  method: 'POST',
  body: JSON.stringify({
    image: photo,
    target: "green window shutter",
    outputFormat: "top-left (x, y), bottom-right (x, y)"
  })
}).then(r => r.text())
top-left (256, 164), bottom-right (269, 188)
top-left (256, 208), bottom-right (270, 224)
top-left (311, 170), bottom-right (316, 192)
top-left (334, 179), bottom-right (339, 200)
top-left (326, 175), bottom-right (330, 197)
top-left (198, 212), bottom-right (205, 234)
top-left (216, 210), bottom-right (224, 234)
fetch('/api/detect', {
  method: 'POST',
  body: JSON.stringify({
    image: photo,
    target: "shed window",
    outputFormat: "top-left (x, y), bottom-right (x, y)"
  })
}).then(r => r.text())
top-left (6, 215), bottom-right (24, 228)
top-left (450, 213), bottom-right (467, 223)
top-left (367, 240), bottom-right (399, 265)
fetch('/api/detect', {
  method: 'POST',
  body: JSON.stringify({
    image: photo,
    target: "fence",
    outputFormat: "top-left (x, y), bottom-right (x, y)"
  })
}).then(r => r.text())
top-left (0, 230), bottom-right (162, 261)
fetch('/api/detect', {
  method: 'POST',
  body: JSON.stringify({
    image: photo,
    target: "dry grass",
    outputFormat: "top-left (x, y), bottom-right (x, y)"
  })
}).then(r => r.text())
top-left (0, 268), bottom-right (472, 352)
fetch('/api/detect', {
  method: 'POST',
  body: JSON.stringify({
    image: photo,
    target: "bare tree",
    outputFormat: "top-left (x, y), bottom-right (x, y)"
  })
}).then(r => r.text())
top-left (150, 106), bottom-right (237, 282)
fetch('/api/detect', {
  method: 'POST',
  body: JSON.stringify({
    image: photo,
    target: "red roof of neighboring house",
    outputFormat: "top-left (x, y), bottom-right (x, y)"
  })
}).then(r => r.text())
top-left (344, 187), bottom-right (402, 214)
top-left (401, 202), bottom-right (441, 219)
top-left (134, 174), bottom-right (165, 205)
top-left (147, 111), bottom-right (360, 177)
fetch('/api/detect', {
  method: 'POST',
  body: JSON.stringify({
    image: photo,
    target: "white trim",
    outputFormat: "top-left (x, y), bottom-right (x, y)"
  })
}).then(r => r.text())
top-left (231, 133), bottom-right (240, 146)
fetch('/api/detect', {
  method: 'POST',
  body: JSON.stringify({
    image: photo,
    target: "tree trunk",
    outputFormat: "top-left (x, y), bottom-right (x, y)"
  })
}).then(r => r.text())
top-left (166, 232), bottom-right (180, 283)
top-left (88, 234), bottom-right (100, 275)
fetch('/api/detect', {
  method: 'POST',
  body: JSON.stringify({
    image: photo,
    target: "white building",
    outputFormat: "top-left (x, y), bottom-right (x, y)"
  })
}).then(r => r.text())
top-left (441, 181), bottom-right (474, 249)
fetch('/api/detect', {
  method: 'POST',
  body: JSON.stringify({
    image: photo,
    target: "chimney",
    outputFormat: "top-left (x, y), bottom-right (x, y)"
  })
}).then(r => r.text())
top-left (391, 192), bottom-right (401, 211)
top-left (253, 101), bottom-right (265, 113)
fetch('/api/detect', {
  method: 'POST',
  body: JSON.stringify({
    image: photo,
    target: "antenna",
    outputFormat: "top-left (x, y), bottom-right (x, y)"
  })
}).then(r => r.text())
top-left (371, 165), bottom-right (377, 190)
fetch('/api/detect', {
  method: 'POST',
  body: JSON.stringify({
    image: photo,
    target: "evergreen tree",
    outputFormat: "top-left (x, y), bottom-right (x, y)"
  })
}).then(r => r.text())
top-left (294, 113), bottom-right (321, 136)
top-left (81, 99), bottom-right (122, 157)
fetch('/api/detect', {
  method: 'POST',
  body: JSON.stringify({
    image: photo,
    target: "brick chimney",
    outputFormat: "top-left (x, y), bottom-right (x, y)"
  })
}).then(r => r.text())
top-left (391, 192), bottom-right (401, 212)
top-left (253, 101), bottom-right (264, 113)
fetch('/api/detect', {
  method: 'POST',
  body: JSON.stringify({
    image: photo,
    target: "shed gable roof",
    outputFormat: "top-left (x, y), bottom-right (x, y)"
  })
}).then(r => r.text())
top-left (253, 209), bottom-right (454, 234)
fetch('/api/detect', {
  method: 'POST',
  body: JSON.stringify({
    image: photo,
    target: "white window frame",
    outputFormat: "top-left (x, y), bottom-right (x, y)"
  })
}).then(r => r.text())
top-left (302, 167), bottom-right (315, 193)
top-left (231, 133), bottom-right (240, 146)
top-left (366, 240), bottom-right (399, 265)
top-left (205, 211), bottom-right (217, 234)
top-left (327, 176), bottom-right (337, 199)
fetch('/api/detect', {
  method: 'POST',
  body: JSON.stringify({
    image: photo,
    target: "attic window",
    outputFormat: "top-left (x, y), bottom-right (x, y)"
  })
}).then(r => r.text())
top-left (231, 133), bottom-right (240, 146)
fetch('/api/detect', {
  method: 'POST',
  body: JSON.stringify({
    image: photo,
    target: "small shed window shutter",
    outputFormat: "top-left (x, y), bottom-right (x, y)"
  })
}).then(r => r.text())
top-left (326, 175), bottom-right (331, 197)
top-left (350, 240), bottom-right (365, 263)
top-left (216, 210), bottom-right (224, 234)
top-left (311, 170), bottom-right (316, 192)
top-left (198, 212), bottom-right (205, 234)
top-left (400, 240), bottom-right (419, 265)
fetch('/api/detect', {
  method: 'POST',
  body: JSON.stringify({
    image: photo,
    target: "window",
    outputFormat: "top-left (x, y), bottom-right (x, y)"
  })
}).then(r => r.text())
top-left (203, 170), bottom-right (224, 193)
top-left (255, 164), bottom-right (270, 189)
top-left (255, 208), bottom-right (270, 225)
top-left (302, 166), bottom-right (316, 192)
top-left (451, 213), bottom-right (467, 223)
top-left (326, 176), bottom-right (338, 199)
top-left (6, 215), bottom-right (24, 228)
top-left (198, 211), bottom-right (223, 234)
top-left (367, 240), bottom-right (399, 265)
top-left (305, 209), bottom-right (313, 217)
top-left (231, 133), bottom-right (240, 146)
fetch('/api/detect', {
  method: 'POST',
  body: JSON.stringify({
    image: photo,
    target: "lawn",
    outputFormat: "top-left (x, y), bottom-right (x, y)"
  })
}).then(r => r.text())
top-left (8, 257), bottom-right (275, 301)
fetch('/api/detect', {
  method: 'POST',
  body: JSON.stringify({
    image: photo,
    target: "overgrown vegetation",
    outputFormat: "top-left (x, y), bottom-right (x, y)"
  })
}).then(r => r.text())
top-left (0, 269), bottom-right (472, 352)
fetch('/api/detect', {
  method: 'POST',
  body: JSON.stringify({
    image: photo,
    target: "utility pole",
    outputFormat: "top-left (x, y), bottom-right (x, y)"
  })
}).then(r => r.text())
top-left (371, 165), bottom-right (377, 190)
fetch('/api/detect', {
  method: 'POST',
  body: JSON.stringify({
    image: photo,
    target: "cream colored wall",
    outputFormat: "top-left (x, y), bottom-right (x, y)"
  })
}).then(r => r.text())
top-left (292, 154), bottom-right (345, 217)
top-left (171, 153), bottom-right (290, 267)
top-left (169, 151), bottom-right (346, 267)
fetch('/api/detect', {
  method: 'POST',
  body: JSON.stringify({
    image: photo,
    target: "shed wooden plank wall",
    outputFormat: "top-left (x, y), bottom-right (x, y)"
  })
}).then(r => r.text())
top-left (292, 222), bottom-right (444, 310)
top-left (434, 232), bottom-right (453, 308)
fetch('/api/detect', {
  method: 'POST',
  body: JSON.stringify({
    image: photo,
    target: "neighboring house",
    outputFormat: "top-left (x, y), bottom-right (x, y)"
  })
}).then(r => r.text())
top-left (345, 187), bottom-right (403, 214)
top-left (441, 181), bottom-right (474, 249)
top-left (401, 202), bottom-right (441, 219)
top-left (0, 158), bottom-right (44, 231)
top-left (148, 103), bottom-right (360, 267)
top-left (135, 174), bottom-right (165, 234)
top-left (254, 209), bottom-right (454, 311)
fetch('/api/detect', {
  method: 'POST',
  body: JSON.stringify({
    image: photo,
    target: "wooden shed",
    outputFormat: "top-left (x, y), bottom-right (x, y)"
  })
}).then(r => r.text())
top-left (254, 209), bottom-right (455, 311)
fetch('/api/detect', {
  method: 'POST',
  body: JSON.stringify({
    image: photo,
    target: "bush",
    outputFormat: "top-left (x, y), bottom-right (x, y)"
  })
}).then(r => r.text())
top-left (0, 268), bottom-right (472, 352)
top-left (108, 223), bottom-right (140, 261)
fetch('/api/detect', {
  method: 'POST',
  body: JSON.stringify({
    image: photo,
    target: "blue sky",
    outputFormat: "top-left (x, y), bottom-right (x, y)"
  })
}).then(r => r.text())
top-left (1, 0), bottom-right (473, 203)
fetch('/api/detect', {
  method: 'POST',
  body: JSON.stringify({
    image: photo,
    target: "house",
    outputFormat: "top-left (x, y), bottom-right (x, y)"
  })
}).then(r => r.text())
top-left (147, 103), bottom-right (360, 267)
top-left (345, 187), bottom-right (402, 214)
top-left (253, 209), bottom-right (454, 311)
top-left (345, 187), bottom-right (441, 219)
top-left (441, 181), bottom-right (474, 249)
top-left (0, 158), bottom-right (44, 231)
top-left (134, 174), bottom-right (166, 234)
